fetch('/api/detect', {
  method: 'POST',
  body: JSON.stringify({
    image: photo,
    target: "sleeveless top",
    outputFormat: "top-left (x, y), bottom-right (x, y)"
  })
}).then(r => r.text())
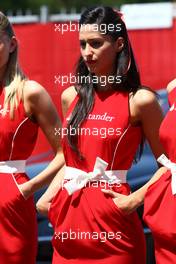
top-left (0, 89), bottom-right (38, 161)
top-left (159, 87), bottom-right (176, 162)
top-left (62, 90), bottom-right (142, 174)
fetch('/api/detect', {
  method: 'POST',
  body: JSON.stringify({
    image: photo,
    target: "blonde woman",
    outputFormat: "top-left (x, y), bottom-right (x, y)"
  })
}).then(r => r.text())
top-left (0, 12), bottom-right (64, 263)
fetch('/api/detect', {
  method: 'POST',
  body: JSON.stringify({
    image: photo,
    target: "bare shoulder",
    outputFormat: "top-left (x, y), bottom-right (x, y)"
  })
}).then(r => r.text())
top-left (167, 79), bottom-right (176, 93)
top-left (61, 86), bottom-right (77, 117)
top-left (132, 88), bottom-right (158, 109)
top-left (61, 86), bottom-right (77, 107)
top-left (23, 80), bottom-right (48, 101)
top-left (23, 80), bottom-right (56, 117)
top-left (130, 87), bottom-right (163, 127)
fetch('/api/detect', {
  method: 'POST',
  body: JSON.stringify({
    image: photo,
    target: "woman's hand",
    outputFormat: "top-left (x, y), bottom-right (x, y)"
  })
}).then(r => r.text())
top-left (36, 166), bottom-right (65, 216)
top-left (18, 182), bottom-right (32, 200)
top-left (102, 189), bottom-right (139, 215)
top-left (36, 198), bottom-right (51, 216)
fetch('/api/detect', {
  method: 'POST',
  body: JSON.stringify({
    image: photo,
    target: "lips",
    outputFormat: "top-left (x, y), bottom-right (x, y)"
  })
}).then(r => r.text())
top-left (86, 60), bottom-right (96, 65)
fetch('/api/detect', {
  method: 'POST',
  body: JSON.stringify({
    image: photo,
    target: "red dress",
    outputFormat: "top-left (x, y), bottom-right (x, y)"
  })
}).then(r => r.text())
top-left (49, 89), bottom-right (146, 264)
top-left (0, 89), bottom-right (38, 263)
top-left (144, 88), bottom-right (176, 264)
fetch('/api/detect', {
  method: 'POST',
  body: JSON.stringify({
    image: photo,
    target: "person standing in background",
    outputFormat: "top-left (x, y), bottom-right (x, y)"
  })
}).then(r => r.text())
top-left (143, 79), bottom-right (176, 264)
top-left (0, 11), bottom-right (64, 263)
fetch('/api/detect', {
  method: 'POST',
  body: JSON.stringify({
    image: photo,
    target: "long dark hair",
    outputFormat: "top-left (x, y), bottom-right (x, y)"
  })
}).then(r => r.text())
top-left (67, 6), bottom-right (142, 158)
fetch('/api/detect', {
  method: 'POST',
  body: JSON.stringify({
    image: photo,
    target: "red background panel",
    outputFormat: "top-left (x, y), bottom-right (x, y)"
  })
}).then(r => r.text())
top-left (13, 21), bottom-right (176, 162)
top-left (128, 20), bottom-right (176, 89)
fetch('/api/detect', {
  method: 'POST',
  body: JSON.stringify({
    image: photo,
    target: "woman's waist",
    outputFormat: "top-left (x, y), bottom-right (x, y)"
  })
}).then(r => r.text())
top-left (63, 157), bottom-right (130, 195)
top-left (0, 171), bottom-right (29, 184)
top-left (63, 178), bottom-right (131, 195)
top-left (65, 156), bottom-right (133, 174)
top-left (64, 166), bottom-right (128, 182)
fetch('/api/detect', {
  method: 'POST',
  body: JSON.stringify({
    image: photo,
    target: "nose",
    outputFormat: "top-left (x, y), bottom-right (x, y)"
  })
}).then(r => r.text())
top-left (84, 43), bottom-right (93, 57)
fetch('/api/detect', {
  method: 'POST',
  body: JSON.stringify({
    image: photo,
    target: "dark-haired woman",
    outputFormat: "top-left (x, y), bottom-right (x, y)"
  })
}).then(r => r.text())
top-left (37, 6), bottom-right (164, 264)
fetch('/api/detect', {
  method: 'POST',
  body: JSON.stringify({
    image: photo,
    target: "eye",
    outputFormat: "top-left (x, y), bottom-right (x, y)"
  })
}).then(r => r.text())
top-left (89, 40), bottom-right (102, 48)
top-left (80, 40), bottom-right (86, 49)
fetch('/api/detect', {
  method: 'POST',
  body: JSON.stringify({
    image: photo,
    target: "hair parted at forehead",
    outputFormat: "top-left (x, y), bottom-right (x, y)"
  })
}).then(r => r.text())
top-left (79, 6), bottom-right (126, 38)
top-left (79, 6), bottom-right (132, 84)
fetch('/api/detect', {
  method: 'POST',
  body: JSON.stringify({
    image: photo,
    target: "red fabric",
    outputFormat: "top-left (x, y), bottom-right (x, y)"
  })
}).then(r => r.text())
top-left (50, 184), bottom-right (146, 264)
top-left (0, 90), bottom-right (38, 161)
top-left (144, 87), bottom-right (176, 263)
top-left (0, 90), bottom-right (38, 263)
top-left (62, 90), bottom-right (142, 170)
top-left (49, 90), bottom-right (146, 263)
top-left (0, 173), bottom-right (37, 263)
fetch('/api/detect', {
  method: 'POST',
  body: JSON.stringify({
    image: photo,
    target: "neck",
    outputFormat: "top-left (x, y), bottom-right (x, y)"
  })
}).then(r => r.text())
top-left (96, 83), bottom-right (113, 92)
top-left (93, 73), bottom-right (114, 92)
top-left (93, 66), bottom-right (116, 92)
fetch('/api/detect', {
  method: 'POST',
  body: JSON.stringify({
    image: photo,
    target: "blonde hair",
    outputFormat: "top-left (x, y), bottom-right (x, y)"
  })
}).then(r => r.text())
top-left (0, 11), bottom-right (27, 118)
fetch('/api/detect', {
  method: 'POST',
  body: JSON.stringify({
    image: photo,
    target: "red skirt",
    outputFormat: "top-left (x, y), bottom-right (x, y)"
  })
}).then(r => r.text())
top-left (0, 173), bottom-right (37, 263)
top-left (49, 182), bottom-right (146, 264)
top-left (144, 170), bottom-right (176, 264)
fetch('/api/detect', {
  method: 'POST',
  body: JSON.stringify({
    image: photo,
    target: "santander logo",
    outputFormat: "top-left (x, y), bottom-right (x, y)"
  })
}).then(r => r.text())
top-left (87, 112), bottom-right (115, 122)
top-left (66, 112), bottom-right (115, 122)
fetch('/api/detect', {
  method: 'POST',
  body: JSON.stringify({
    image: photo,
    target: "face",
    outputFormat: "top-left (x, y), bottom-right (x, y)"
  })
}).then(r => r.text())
top-left (0, 33), bottom-right (17, 74)
top-left (79, 24), bottom-right (124, 77)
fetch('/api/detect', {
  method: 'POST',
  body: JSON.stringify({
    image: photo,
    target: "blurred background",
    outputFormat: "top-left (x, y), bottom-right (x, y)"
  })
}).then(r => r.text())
top-left (1, 0), bottom-right (171, 14)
